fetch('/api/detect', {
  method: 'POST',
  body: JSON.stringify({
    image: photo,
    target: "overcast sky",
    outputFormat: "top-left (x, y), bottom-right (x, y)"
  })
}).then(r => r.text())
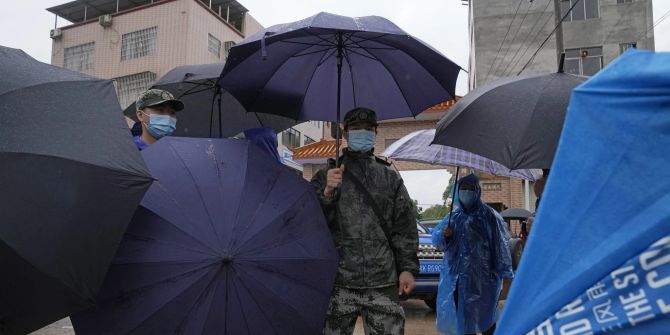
top-left (1, 0), bottom-right (669, 207)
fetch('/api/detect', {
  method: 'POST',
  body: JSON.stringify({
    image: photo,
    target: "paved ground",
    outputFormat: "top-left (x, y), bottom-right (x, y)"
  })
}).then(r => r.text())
top-left (30, 299), bottom-right (439, 335)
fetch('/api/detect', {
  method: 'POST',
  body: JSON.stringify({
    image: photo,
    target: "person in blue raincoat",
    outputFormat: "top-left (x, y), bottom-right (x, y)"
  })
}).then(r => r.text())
top-left (431, 173), bottom-right (514, 335)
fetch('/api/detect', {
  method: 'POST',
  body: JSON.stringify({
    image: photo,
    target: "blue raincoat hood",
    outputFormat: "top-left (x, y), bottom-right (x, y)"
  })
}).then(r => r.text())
top-left (454, 173), bottom-right (483, 213)
top-left (244, 127), bottom-right (281, 162)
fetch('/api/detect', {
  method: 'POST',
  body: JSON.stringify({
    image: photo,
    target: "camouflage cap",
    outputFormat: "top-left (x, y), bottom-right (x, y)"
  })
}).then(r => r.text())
top-left (136, 89), bottom-right (184, 111)
top-left (343, 107), bottom-right (378, 128)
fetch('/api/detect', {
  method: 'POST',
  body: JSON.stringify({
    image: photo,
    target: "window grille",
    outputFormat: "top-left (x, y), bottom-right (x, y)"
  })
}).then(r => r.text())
top-left (282, 128), bottom-right (301, 148)
top-left (113, 71), bottom-right (157, 109)
top-left (64, 42), bottom-right (95, 71)
top-left (224, 41), bottom-right (236, 59)
top-left (121, 27), bottom-right (157, 61)
top-left (208, 34), bottom-right (221, 58)
top-left (564, 47), bottom-right (603, 76)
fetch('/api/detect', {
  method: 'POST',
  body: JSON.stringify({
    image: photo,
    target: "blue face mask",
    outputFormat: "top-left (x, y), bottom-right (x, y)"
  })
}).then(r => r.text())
top-left (347, 129), bottom-right (376, 152)
top-left (458, 189), bottom-right (476, 208)
top-left (144, 113), bottom-right (176, 139)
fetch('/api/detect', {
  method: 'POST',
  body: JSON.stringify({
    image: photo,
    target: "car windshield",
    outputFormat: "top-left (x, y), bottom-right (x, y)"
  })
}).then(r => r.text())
top-left (416, 222), bottom-right (429, 234)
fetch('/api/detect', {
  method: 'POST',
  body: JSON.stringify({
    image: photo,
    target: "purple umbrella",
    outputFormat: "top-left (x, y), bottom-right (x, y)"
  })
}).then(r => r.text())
top-left (218, 12), bottom-right (461, 162)
top-left (71, 137), bottom-right (338, 335)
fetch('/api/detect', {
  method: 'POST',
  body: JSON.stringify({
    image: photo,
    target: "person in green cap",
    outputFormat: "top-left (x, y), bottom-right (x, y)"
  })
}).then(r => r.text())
top-left (133, 89), bottom-right (184, 150)
top-left (311, 107), bottom-right (419, 335)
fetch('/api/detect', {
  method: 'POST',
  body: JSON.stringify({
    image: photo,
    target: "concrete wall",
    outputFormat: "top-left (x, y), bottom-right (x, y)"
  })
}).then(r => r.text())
top-left (471, 0), bottom-right (654, 87)
top-left (562, 0), bottom-right (655, 66)
top-left (472, 0), bottom-right (558, 86)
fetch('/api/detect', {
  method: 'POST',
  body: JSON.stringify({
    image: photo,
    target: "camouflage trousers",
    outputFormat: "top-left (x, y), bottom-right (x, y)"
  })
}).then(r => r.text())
top-left (324, 286), bottom-right (405, 335)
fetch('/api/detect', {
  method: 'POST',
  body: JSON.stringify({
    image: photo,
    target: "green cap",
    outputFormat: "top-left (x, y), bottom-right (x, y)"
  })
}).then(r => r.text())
top-left (136, 89), bottom-right (184, 111)
top-left (343, 107), bottom-right (378, 128)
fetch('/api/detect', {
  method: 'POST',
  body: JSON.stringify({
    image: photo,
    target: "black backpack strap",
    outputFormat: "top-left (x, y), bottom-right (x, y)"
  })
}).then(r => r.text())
top-left (343, 169), bottom-right (392, 242)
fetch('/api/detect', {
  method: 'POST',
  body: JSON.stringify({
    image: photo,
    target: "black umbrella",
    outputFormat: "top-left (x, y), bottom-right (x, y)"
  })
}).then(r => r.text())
top-left (0, 46), bottom-right (153, 334)
top-left (500, 208), bottom-right (533, 219)
top-left (123, 63), bottom-right (295, 138)
top-left (432, 71), bottom-right (587, 169)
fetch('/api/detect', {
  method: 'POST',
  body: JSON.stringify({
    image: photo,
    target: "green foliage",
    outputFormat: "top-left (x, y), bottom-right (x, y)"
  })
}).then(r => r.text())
top-left (421, 204), bottom-right (450, 220)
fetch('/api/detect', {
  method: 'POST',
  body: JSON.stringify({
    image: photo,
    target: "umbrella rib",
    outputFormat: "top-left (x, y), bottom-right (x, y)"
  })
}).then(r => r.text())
top-left (227, 169), bottom-right (285, 253)
top-left (121, 233), bottom-right (219, 259)
top-left (347, 39), bottom-right (416, 115)
top-left (342, 32), bottom-right (390, 46)
top-left (342, 48), bottom-right (357, 106)
top-left (293, 46), bottom-right (336, 58)
top-left (230, 189), bottom-right (309, 255)
top-left (508, 75), bottom-right (555, 169)
top-left (171, 263), bottom-right (224, 334)
top-left (175, 83), bottom-right (215, 99)
top-left (316, 47), bottom-right (338, 67)
top-left (280, 40), bottom-right (335, 48)
top-left (234, 263), bottom-right (322, 333)
top-left (246, 43), bottom-right (319, 118)
top-left (230, 266), bottom-right (254, 335)
top-left (120, 262), bottom-right (219, 334)
top-left (235, 258), bottom-right (337, 294)
top-left (229, 265), bottom-right (278, 335)
top-left (147, 183), bottom-right (222, 255)
top-left (166, 140), bottom-right (224, 251)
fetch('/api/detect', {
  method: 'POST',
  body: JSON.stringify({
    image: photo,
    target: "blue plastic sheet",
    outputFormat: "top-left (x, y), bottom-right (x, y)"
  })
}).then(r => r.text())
top-left (497, 50), bottom-right (670, 334)
top-left (431, 173), bottom-right (513, 335)
top-left (527, 234), bottom-right (670, 334)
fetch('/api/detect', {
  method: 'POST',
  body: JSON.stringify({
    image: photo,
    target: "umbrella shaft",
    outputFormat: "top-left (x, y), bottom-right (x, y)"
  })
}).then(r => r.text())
top-left (335, 32), bottom-right (344, 167)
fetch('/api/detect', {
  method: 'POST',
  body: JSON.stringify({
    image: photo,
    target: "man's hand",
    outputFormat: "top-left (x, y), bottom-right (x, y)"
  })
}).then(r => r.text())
top-left (443, 225), bottom-right (453, 238)
top-left (324, 165), bottom-right (345, 197)
top-left (398, 271), bottom-right (416, 296)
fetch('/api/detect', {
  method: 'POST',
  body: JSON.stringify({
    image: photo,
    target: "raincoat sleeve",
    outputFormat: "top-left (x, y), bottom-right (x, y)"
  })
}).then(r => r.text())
top-left (491, 211), bottom-right (514, 279)
top-left (431, 214), bottom-right (453, 251)
top-left (390, 180), bottom-right (420, 275)
top-left (310, 168), bottom-right (338, 208)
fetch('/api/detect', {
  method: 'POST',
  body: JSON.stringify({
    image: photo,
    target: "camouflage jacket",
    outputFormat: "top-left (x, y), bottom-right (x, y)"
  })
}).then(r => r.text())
top-left (311, 149), bottom-right (419, 289)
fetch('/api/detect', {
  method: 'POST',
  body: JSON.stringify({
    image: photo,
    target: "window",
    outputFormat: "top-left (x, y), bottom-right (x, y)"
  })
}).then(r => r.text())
top-left (561, 0), bottom-right (599, 22)
top-left (617, 0), bottom-right (633, 3)
top-left (121, 27), bottom-right (157, 61)
top-left (304, 136), bottom-right (315, 145)
top-left (564, 47), bottom-right (603, 76)
top-left (113, 71), bottom-right (156, 109)
top-left (620, 42), bottom-right (637, 54)
top-left (282, 128), bottom-right (301, 148)
top-left (224, 41), bottom-right (236, 59)
top-left (63, 42), bottom-right (95, 71)
top-left (385, 139), bottom-right (398, 149)
top-left (208, 34), bottom-right (221, 58)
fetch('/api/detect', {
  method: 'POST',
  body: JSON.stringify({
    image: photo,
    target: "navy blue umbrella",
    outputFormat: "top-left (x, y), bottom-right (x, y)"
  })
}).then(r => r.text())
top-left (72, 137), bottom-right (338, 335)
top-left (218, 12), bottom-right (461, 161)
top-left (498, 50), bottom-right (670, 334)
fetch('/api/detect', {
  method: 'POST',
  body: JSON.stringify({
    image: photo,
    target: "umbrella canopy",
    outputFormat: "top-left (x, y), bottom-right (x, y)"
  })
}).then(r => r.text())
top-left (123, 63), bottom-right (295, 138)
top-left (381, 129), bottom-right (541, 181)
top-left (432, 71), bottom-right (587, 170)
top-left (497, 50), bottom-right (670, 334)
top-left (217, 12), bottom-right (461, 122)
top-left (0, 46), bottom-right (152, 334)
top-left (499, 208), bottom-right (533, 219)
top-left (72, 137), bottom-right (338, 335)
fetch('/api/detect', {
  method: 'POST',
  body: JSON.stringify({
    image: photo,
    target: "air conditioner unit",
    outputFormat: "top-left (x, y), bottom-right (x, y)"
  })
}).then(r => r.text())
top-left (50, 28), bottom-right (62, 39)
top-left (99, 14), bottom-right (113, 28)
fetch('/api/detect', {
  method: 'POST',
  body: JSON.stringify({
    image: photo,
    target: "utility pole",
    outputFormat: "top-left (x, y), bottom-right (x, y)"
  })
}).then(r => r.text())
top-left (553, 0), bottom-right (565, 69)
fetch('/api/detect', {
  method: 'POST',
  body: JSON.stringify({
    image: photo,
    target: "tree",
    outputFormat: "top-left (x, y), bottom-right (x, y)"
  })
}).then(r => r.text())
top-left (421, 204), bottom-right (449, 220)
top-left (442, 174), bottom-right (456, 206)
top-left (411, 199), bottom-right (423, 219)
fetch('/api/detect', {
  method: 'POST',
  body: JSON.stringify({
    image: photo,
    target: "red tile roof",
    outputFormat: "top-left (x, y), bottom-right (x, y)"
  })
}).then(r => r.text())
top-left (292, 139), bottom-right (347, 160)
top-left (424, 96), bottom-right (461, 113)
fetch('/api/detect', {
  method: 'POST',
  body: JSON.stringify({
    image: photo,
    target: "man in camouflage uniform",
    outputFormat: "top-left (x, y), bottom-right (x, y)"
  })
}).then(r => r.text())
top-left (133, 89), bottom-right (184, 150)
top-left (311, 107), bottom-right (419, 335)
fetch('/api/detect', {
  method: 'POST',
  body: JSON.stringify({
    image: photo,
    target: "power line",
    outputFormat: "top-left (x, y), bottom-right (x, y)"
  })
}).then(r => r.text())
top-left (483, 0), bottom-right (525, 82)
top-left (491, 0), bottom-right (535, 78)
top-left (517, 0), bottom-right (583, 76)
top-left (499, 0), bottom-right (554, 77)
top-left (636, 7), bottom-right (670, 42)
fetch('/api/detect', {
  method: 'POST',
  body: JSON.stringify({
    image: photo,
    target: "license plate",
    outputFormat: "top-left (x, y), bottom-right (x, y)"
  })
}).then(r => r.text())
top-left (420, 263), bottom-right (443, 274)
